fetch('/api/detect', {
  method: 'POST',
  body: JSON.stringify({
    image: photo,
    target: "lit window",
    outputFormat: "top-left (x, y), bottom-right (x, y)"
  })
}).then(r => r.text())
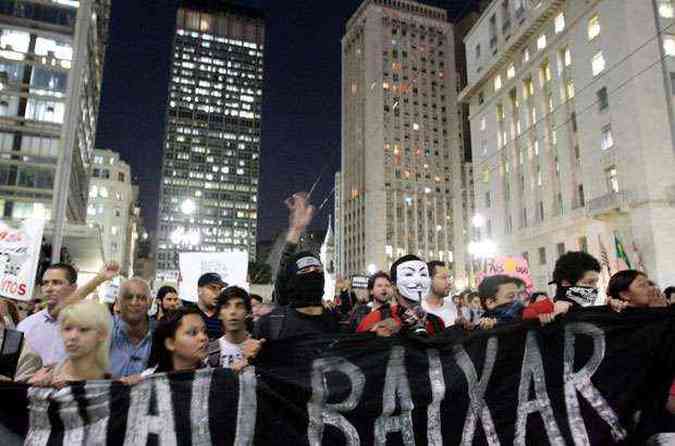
top-left (494, 74), bottom-right (502, 91)
top-left (601, 125), bottom-right (614, 150)
top-left (606, 166), bottom-right (619, 193)
top-left (480, 117), bottom-right (486, 131)
top-left (563, 48), bottom-right (572, 67)
top-left (523, 48), bottom-right (530, 64)
top-left (588, 14), bottom-right (600, 40)
top-left (659, 0), bottom-right (674, 18)
top-left (555, 13), bottom-right (565, 33)
top-left (111, 226), bottom-right (119, 236)
top-left (591, 51), bottom-right (605, 76)
top-left (566, 80), bottom-right (575, 99)
top-left (665, 37), bottom-right (675, 56)
top-left (537, 34), bottom-right (547, 50)
top-left (89, 185), bottom-right (97, 198)
top-left (507, 64), bottom-right (515, 79)
top-left (99, 187), bottom-right (108, 198)
top-left (0, 29), bottom-right (30, 53)
top-left (413, 122), bottom-right (420, 130)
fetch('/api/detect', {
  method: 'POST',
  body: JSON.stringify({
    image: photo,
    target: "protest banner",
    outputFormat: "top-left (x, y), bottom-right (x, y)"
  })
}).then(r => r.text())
top-left (0, 219), bottom-right (45, 301)
top-left (178, 251), bottom-right (248, 302)
top-left (0, 308), bottom-right (674, 445)
top-left (476, 256), bottom-right (534, 291)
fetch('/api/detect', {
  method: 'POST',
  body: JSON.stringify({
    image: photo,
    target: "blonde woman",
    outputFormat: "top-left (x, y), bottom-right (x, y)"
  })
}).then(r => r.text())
top-left (29, 300), bottom-right (112, 386)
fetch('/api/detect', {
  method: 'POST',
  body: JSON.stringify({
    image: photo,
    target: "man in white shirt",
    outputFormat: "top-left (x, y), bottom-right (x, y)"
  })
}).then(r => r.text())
top-left (207, 286), bottom-right (251, 368)
top-left (421, 261), bottom-right (458, 327)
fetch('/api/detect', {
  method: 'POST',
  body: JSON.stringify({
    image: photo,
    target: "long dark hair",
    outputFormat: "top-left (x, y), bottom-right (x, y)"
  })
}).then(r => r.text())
top-left (147, 307), bottom-right (203, 373)
top-left (607, 270), bottom-right (645, 300)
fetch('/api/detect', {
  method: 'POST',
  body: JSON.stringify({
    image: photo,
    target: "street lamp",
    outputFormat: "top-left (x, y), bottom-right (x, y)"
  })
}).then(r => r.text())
top-left (180, 198), bottom-right (197, 215)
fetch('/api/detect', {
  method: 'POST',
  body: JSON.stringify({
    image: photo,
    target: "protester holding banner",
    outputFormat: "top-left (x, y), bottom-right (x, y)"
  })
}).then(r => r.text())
top-left (109, 277), bottom-right (155, 378)
top-left (207, 286), bottom-right (251, 368)
top-left (607, 270), bottom-right (669, 308)
top-left (17, 262), bottom-right (119, 366)
top-left (347, 271), bottom-right (392, 332)
top-left (28, 300), bottom-right (112, 386)
top-left (144, 308), bottom-right (209, 375)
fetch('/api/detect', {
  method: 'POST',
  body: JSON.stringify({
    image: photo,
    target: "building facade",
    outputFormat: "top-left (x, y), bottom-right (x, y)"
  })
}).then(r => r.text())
top-left (0, 0), bottom-right (109, 223)
top-left (155, 1), bottom-right (264, 282)
top-left (334, 170), bottom-right (344, 276)
top-left (460, 0), bottom-right (675, 288)
top-left (86, 149), bottom-right (137, 276)
top-left (340, 0), bottom-right (464, 278)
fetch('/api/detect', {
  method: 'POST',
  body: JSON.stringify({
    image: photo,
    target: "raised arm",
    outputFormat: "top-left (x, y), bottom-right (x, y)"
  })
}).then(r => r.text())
top-left (61, 262), bottom-right (120, 309)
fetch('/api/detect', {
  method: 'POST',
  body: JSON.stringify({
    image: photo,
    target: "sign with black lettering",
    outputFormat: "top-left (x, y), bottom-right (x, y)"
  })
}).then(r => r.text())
top-left (0, 309), bottom-right (674, 445)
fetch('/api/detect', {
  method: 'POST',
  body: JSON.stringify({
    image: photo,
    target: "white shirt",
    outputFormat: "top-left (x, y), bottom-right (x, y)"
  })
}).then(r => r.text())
top-left (422, 298), bottom-right (458, 327)
top-left (218, 337), bottom-right (245, 368)
top-left (16, 309), bottom-right (65, 366)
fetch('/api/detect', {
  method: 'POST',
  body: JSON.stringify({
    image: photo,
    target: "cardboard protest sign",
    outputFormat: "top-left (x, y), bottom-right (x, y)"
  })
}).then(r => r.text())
top-left (477, 256), bottom-right (534, 291)
top-left (178, 251), bottom-right (248, 302)
top-left (0, 219), bottom-right (45, 301)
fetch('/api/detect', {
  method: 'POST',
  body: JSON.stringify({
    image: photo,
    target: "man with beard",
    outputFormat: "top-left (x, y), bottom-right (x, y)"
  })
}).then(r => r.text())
top-left (357, 255), bottom-right (445, 336)
top-left (350, 271), bottom-right (393, 332)
top-left (155, 285), bottom-right (180, 320)
top-left (421, 261), bottom-right (458, 327)
top-left (17, 262), bottom-right (119, 366)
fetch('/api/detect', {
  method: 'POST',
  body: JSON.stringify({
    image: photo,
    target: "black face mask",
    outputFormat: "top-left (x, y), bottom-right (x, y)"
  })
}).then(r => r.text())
top-left (554, 285), bottom-right (599, 307)
top-left (288, 271), bottom-right (325, 308)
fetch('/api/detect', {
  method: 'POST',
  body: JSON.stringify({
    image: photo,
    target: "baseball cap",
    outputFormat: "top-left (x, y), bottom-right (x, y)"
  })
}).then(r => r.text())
top-left (198, 272), bottom-right (228, 288)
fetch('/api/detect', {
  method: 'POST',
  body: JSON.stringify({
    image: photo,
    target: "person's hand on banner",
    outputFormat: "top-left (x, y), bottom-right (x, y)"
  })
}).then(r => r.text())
top-left (231, 359), bottom-right (249, 373)
top-left (553, 300), bottom-right (572, 315)
top-left (119, 374), bottom-right (144, 386)
top-left (242, 338), bottom-right (265, 361)
top-left (28, 367), bottom-right (55, 387)
top-left (370, 318), bottom-right (399, 337)
top-left (538, 313), bottom-right (557, 325)
top-left (478, 317), bottom-right (497, 330)
top-left (607, 297), bottom-right (629, 313)
top-left (323, 300), bottom-right (336, 311)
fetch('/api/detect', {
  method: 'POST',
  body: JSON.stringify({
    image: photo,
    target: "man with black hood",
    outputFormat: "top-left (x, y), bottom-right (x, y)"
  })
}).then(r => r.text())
top-left (252, 192), bottom-right (339, 342)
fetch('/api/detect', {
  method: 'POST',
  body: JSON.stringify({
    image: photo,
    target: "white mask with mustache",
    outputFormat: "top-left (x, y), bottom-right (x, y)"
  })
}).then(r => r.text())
top-left (396, 260), bottom-right (431, 302)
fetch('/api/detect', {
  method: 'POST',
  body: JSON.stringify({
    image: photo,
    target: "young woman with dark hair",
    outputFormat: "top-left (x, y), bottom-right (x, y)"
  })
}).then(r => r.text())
top-left (145, 308), bottom-right (209, 374)
top-left (607, 270), bottom-right (668, 308)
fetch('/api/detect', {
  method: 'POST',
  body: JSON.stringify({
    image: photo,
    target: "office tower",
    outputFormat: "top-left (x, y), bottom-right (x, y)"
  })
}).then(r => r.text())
top-left (155, 1), bottom-right (264, 282)
top-left (340, 0), bottom-right (463, 277)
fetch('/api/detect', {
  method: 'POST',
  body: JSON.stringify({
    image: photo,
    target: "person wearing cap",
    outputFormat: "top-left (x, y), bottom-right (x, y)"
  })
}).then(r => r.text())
top-left (196, 272), bottom-right (228, 341)
top-left (245, 193), bottom-right (339, 364)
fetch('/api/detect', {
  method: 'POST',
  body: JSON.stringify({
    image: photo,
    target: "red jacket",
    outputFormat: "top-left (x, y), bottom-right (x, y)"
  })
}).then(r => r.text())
top-left (356, 304), bottom-right (444, 335)
top-left (522, 298), bottom-right (555, 320)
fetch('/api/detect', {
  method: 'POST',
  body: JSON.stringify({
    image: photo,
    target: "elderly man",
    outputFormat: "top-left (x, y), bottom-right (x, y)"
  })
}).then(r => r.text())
top-left (109, 277), bottom-right (155, 378)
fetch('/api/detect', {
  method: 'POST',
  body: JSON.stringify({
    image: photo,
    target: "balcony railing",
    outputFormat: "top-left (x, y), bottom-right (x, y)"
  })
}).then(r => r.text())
top-left (586, 191), bottom-right (634, 217)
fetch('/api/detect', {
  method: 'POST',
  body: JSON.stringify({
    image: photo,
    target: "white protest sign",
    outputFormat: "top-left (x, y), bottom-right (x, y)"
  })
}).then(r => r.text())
top-left (0, 219), bottom-right (45, 301)
top-left (178, 251), bottom-right (248, 303)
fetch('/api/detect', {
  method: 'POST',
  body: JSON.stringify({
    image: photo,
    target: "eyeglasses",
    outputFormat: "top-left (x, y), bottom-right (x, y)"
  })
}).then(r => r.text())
top-left (123, 293), bottom-right (148, 301)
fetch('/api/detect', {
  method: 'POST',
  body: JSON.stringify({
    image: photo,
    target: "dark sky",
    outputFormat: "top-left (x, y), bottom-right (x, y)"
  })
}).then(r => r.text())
top-left (95, 0), bottom-right (479, 242)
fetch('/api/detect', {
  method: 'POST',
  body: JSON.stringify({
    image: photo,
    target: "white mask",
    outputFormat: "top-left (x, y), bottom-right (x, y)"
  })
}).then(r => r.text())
top-left (396, 260), bottom-right (431, 302)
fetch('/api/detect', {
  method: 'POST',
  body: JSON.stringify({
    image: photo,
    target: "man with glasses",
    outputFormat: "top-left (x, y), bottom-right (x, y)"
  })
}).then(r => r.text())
top-left (109, 278), bottom-right (155, 378)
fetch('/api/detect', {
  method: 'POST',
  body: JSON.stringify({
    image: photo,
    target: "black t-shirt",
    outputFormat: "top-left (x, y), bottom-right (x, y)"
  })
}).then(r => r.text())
top-left (253, 306), bottom-right (339, 341)
top-left (194, 306), bottom-right (223, 340)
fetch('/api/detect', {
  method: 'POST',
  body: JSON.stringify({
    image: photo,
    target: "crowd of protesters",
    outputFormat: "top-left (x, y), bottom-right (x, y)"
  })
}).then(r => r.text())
top-left (0, 191), bottom-right (673, 415)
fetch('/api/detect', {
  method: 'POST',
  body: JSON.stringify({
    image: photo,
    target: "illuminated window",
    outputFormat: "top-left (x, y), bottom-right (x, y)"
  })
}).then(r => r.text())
top-left (494, 74), bottom-right (502, 91)
top-left (555, 13), bottom-right (565, 33)
top-left (563, 47), bottom-right (572, 67)
top-left (537, 34), bottom-right (547, 50)
top-left (0, 29), bottom-right (30, 53)
top-left (591, 51), bottom-right (605, 76)
top-left (480, 117), bottom-right (486, 131)
top-left (413, 122), bottom-right (420, 130)
top-left (601, 125), bottom-right (614, 150)
top-left (659, 0), bottom-right (674, 18)
top-left (507, 64), bottom-right (515, 79)
top-left (523, 48), bottom-right (530, 64)
top-left (588, 14), bottom-right (600, 40)
top-left (606, 166), bottom-right (619, 193)
top-left (566, 80), bottom-right (575, 99)
top-left (665, 37), bottom-right (675, 56)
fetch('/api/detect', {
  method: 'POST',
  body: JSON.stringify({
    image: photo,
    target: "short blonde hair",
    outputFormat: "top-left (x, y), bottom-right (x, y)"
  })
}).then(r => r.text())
top-left (59, 300), bottom-right (113, 371)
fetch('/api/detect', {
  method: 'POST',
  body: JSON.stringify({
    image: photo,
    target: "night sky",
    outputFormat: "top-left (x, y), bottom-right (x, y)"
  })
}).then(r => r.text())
top-left (95, 0), bottom-right (479, 243)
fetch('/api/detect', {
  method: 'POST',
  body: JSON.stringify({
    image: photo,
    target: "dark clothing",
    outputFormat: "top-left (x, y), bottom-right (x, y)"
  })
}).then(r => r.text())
top-left (347, 303), bottom-right (372, 332)
top-left (482, 302), bottom-right (524, 325)
top-left (336, 290), bottom-right (358, 317)
top-left (271, 242), bottom-right (300, 306)
top-left (356, 303), bottom-right (445, 336)
top-left (253, 306), bottom-right (340, 341)
top-left (194, 306), bottom-right (223, 340)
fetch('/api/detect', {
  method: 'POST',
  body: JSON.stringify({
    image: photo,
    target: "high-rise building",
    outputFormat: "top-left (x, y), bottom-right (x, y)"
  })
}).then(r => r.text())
top-left (340, 0), bottom-right (463, 278)
top-left (155, 1), bottom-right (264, 282)
top-left (86, 149), bottom-right (138, 276)
top-left (459, 0), bottom-right (675, 288)
top-left (334, 170), bottom-right (344, 276)
top-left (0, 1), bottom-right (109, 222)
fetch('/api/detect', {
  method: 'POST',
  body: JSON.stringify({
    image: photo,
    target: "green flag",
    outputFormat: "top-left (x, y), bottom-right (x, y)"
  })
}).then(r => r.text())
top-left (614, 232), bottom-right (632, 270)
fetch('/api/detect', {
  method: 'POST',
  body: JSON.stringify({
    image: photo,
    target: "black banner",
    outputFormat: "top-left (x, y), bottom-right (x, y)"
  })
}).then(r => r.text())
top-left (1, 308), bottom-right (675, 445)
